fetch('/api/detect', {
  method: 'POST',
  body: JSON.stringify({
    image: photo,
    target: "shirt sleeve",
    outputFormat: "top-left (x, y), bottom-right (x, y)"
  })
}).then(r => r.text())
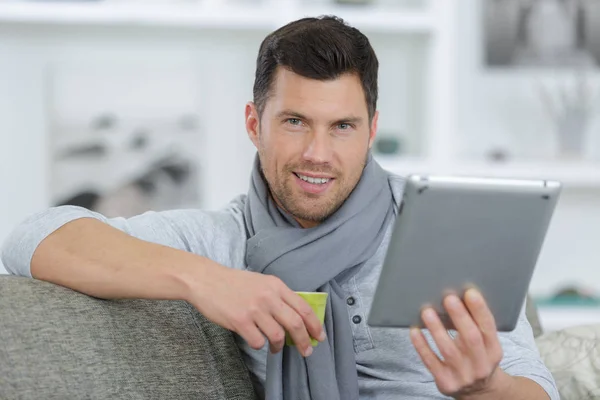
top-left (497, 299), bottom-right (559, 400)
top-left (1, 197), bottom-right (247, 278)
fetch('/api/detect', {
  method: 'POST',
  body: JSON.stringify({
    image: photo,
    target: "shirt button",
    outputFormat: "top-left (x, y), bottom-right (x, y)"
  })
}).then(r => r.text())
top-left (352, 315), bottom-right (362, 324)
top-left (346, 296), bottom-right (356, 306)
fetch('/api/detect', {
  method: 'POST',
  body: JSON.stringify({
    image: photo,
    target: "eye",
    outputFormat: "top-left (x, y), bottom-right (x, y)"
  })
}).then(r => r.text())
top-left (338, 123), bottom-right (351, 130)
top-left (287, 118), bottom-right (302, 126)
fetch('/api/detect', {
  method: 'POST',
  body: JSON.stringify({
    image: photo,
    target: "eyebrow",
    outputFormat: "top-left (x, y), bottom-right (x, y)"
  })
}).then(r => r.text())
top-left (275, 109), bottom-right (364, 126)
top-left (330, 116), bottom-right (363, 126)
top-left (276, 110), bottom-right (312, 124)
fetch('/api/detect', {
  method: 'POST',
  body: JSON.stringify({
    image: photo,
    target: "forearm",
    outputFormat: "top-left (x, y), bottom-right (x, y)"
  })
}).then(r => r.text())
top-left (461, 369), bottom-right (550, 400)
top-left (31, 218), bottom-right (220, 302)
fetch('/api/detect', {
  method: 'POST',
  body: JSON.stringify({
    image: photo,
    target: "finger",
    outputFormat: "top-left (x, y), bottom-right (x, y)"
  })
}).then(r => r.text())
top-left (254, 310), bottom-right (286, 354)
top-left (282, 290), bottom-right (326, 343)
top-left (421, 307), bottom-right (463, 367)
top-left (271, 300), bottom-right (314, 357)
top-left (443, 295), bottom-right (487, 361)
top-left (464, 289), bottom-right (503, 361)
top-left (464, 289), bottom-right (497, 334)
top-left (464, 290), bottom-right (498, 341)
top-left (233, 317), bottom-right (266, 350)
top-left (410, 327), bottom-right (447, 378)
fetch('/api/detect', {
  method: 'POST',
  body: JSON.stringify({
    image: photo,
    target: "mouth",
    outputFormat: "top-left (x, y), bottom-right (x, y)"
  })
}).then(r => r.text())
top-left (293, 172), bottom-right (335, 195)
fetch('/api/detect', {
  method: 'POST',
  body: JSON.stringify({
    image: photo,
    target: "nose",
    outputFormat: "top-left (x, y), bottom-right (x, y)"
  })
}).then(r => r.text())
top-left (302, 129), bottom-right (333, 165)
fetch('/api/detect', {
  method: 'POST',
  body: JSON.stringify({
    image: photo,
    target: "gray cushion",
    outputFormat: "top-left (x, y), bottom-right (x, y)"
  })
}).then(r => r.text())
top-left (0, 275), bottom-right (258, 400)
top-left (536, 324), bottom-right (600, 400)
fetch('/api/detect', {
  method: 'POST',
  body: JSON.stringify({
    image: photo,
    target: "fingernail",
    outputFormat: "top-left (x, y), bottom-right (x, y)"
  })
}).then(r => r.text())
top-left (319, 331), bottom-right (327, 342)
top-left (423, 308), bottom-right (436, 322)
top-left (305, 346), bottom-right (313, 357)
top-left (467, 288), bottom-right (483, 302)
top-left (409, 327), bottom-right (420, 339)
top-left (447, 295), bottom-right (461, 307)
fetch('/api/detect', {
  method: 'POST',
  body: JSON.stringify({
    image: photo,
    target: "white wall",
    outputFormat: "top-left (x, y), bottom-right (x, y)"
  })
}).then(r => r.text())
top-left (0, 35), bottom-right (49, 274)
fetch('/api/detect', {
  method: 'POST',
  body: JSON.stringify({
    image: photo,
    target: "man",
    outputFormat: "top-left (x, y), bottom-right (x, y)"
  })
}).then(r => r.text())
top-left (2, 16), bottom-right (557, 400)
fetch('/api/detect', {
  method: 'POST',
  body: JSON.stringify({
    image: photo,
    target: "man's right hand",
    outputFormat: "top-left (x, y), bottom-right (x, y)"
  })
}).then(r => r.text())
top-left (28, 218), bottom-right (324, 357)
top-left (188, 262), bottom-right (326, 357)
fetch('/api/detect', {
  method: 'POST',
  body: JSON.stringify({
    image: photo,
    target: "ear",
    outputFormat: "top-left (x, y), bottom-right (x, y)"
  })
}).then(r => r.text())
top-left (368, 110), bottom-right (379, 149)
top-left (245, 101), bottom-right (260, 149)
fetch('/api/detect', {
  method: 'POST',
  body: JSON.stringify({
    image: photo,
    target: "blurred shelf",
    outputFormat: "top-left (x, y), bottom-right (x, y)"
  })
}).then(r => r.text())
top-left (0, 2), bottom-right (436, 33)
top-left (537, 306), bottom-right (600, 332)
top-left (0, 2), bottom-right (273, 30)
top-left (534, 295), bottom-right (600, 307)
top-left (375, 155), bottom-right (600, 188)
top-left (297, 5), bottom-right (435, 34)
top-left (52, 150), bottom-right (159, 202)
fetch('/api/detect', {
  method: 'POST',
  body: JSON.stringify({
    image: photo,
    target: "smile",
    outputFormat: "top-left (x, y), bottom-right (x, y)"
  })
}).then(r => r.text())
top-left (293, 172), bottom-right (335, 195)
top-left (294, 173), bottom-right (331, 185)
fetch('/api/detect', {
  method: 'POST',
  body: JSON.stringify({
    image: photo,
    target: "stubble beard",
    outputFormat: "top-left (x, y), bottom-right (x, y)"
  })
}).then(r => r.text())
top-left (259, 148), bottom-right (368, 224)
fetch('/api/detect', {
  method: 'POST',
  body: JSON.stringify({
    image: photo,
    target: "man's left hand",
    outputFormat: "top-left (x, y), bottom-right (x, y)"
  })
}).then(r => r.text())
top-left (409, 288), bottom-right (506, 399)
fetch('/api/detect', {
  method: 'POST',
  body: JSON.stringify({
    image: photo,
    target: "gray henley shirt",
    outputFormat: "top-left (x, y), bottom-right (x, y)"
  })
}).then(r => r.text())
top-left (1, 174), bottom-right (559, 399)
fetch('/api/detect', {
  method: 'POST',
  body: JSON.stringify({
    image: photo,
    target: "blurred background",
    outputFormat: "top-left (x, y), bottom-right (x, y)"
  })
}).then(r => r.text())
top-left (0, 0), bottom-right (599, 331)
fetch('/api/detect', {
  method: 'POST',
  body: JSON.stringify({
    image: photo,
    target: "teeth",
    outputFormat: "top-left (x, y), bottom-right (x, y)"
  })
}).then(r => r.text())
top-left (297, 174), bottom-right (330, 185)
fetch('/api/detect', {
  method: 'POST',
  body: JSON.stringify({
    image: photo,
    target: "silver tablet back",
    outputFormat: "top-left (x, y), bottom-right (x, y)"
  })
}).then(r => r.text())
top-left (367, 175), bottom-right (561, 332)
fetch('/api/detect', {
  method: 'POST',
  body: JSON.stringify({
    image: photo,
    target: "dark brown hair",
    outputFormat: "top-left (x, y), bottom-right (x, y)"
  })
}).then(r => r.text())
top-left (253, 15), bottom-right (379, 121)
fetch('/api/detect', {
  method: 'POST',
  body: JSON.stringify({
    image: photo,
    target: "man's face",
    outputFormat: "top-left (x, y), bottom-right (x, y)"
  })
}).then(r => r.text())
top-left (245, 67), bottom-right (378, 228)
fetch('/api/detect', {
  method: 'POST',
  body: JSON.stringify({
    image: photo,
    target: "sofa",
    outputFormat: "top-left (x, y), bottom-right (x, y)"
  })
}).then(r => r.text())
top-left (0, 274), bottom-right (598, 399)
top-left (0, 275), bottom-right (258, 400)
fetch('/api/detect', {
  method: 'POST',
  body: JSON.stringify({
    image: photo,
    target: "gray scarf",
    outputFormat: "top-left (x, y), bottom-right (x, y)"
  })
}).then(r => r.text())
top-left (244, 152), bottom-right (394, 400)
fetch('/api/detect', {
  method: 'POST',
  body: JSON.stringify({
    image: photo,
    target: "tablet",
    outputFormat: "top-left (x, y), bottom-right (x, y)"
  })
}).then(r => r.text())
top-left (367, 174), bottom-right (561, 332)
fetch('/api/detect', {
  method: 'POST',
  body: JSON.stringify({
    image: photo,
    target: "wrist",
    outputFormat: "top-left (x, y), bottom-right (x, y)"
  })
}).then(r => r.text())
top-left (174, 253), bottom-right (227, 304)
top-left (458, 369), bottom-right (515, 400)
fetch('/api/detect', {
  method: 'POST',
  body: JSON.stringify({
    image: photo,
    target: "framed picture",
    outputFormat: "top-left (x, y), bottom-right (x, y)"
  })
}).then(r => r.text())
top-left (484, 0), bottom-right (600, 68)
